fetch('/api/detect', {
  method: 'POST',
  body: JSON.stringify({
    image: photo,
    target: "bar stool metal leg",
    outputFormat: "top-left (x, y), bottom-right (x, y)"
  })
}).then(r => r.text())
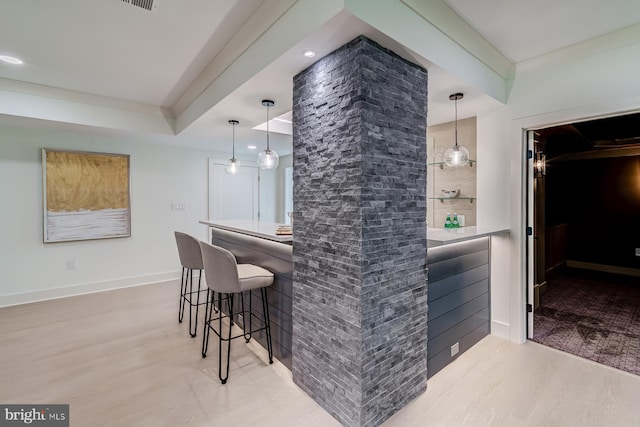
top-left (261, 287), bottom-right (274, 364)
top-left (178, 267), bottom-right (188, 323)
top-left (202, 289), bottom-right (214, 357)
top-left (241, 292), bottom-right (252, 343)
top-left (188, 269), bottom-right (203, 338)
top-left (219, 293), bottom-right (234, 384)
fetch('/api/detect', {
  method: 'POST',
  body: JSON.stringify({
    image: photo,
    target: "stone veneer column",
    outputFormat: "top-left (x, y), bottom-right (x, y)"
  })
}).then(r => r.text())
top-left (291, 36), bottom-right (428, 427)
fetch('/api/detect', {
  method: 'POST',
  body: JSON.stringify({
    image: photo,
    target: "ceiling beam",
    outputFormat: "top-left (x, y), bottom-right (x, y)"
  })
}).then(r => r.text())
top-left (401, 0), bottom-right (513, 79)
top-left (174, 0), bottom-right (346, 134)
top-left (0, 78), bottom-right (175, 135)
top-left (344, 0), bottom-right (511, 104)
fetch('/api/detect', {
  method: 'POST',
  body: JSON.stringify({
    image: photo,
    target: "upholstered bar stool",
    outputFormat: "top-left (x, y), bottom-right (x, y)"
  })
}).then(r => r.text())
top-left (199, 241), bottom-right (274, 384)
top-left (174, 232), bottom-right (209, 338)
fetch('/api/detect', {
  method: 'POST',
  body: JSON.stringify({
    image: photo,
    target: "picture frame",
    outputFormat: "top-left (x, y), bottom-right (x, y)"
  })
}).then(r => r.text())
top-left (42, 148), bottom-right (131, 243)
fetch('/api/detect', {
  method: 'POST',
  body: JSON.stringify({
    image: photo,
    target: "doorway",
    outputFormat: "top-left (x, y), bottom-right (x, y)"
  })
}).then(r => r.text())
top-left (208, 159), bottom-right (260, 220)
top-left (527, 112), bottom-right (640, 375)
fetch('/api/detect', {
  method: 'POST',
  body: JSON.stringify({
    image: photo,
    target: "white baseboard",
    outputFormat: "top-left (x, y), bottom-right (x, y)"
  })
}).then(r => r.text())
top-left (490, 320), bottom-right (510, 340)
top-left (0, 271), bottom-right (186, 308)
top-left (566, 260), bottom-right (640, 277)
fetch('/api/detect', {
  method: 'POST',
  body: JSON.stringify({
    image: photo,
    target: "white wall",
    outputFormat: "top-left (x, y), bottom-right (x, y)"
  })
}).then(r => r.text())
top-left (259, 167), bottom-right (277, 223)
top-left (479, 28), bottom-right (640, 342)
top-left (475, 106), bottom-right (512, 337)
top-left (0, 121), bottom-right (225, 306)
top-left (508, 27), bottom-right (640, 121)
top-left (476, 107), bottom-right (510, 228)
top-left (275, 154), bottom-right (293, 223)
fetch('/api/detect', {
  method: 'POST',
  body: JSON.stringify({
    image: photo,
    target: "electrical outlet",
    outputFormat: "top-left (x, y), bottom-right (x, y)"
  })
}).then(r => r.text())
top-left (636, 248), bottom-right (640, 257)
top-left (450, 342), bottom-right (459, 357)
top-left (67, 259), bottom-right (77, 270)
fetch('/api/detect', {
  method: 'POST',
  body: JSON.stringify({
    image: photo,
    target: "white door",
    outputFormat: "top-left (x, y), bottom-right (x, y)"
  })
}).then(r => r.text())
top-left (208, 159), bottom-right (259, 220)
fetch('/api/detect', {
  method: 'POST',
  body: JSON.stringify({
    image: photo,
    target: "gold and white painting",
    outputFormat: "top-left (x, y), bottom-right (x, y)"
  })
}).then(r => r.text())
top-left (43, 149), bottom-right (131, 243)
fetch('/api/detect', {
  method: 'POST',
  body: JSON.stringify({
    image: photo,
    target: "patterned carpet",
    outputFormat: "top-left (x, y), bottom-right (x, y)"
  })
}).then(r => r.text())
top-left (532, 269), bottom-right (640, 376)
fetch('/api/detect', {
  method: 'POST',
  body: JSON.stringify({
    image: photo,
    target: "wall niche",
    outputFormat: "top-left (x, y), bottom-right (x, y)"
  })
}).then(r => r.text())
top-left (427, 116), bottom-right (477, 229)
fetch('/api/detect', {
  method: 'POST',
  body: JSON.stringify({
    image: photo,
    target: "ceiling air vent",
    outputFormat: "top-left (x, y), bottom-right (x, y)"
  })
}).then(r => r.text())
top-left (121, 0), bottom-right (159, 12)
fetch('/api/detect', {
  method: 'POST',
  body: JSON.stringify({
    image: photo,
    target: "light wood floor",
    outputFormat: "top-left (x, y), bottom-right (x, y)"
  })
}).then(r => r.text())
top-left (1, 281), bottom-right (639, 427)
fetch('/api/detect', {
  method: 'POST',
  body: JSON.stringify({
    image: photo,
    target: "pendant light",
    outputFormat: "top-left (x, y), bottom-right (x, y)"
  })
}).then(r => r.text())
top-left (225, 120), bottom-right (241, 175)
top-left (443, 92), bottom-right (470, 167)
top-left (257, 99), bottom-right (279, 170)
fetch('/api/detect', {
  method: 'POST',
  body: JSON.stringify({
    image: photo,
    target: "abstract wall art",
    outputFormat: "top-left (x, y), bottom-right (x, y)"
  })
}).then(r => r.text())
top-left (42, 149), bottom-right (131, 243)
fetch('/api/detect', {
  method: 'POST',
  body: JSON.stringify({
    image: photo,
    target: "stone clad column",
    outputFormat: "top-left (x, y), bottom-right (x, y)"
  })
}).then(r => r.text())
top-left (291, 36), bottom-right (428, 427)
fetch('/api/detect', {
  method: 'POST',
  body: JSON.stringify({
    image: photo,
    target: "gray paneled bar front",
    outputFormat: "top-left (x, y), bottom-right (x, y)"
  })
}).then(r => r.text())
top-left (427, 237), bottom-right (490, 378)
top-left (210, 227), bottom-right (293, 369)
top-left (210, 226), bottom-right (491, 377)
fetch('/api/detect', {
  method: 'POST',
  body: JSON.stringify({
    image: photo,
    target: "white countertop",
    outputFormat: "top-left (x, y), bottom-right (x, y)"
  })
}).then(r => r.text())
top-left (200, 219), bottom-right (292, 243)
top-left (427, 226), bottom-right (509, 246)
top-left (201, 221), bottom-right (507, 246)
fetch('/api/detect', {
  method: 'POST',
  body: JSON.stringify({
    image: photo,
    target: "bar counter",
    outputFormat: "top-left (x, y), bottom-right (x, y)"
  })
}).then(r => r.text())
top-left (427, 226), bottom-right (509, 247)
top-left (199, 220), bottom-right (506, 247)
top-left (201, 220), bottom-right (508, 376)
top-left (199, 219), bottom-right (292, 243)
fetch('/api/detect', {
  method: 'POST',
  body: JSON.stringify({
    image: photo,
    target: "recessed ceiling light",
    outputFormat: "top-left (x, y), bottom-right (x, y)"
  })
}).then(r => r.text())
top-left (247, 145), bottom-right (257, 150)
top-left (0, 55), bottom-right (23, 65)
top-left (302, 50), bottom-right (316, 58)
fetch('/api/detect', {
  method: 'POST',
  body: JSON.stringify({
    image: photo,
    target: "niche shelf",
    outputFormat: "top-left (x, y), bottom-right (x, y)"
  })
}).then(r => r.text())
top-left (429, 197), bottom-right (476, 203)
top-left (428, 160), bottom-right (476, 169)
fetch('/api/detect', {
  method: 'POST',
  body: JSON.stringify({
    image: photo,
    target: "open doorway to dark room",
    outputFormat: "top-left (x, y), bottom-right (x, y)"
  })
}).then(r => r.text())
top-left (531, 112), bottom-right (640, 376)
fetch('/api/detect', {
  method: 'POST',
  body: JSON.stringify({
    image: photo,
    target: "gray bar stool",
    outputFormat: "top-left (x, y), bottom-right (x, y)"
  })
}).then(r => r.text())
top-left (174, 232), bottom-right (208, 337)
top-left (199, 241), bottom-right (274, 384)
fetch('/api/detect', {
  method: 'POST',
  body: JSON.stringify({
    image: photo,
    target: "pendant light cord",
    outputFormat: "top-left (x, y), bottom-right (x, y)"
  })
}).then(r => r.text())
top-left (266, 104), bottom-right (270, 151)
top-left (454, 96), bottom-right (458, 148)
top-left (232, 123), bottom-right (235, 159)
top-left (449, 92), bottom-right (463, 149)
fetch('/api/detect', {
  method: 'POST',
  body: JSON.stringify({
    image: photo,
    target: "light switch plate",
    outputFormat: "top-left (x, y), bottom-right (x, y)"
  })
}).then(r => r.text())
top-left (635, 248), bottom-right (640, 257)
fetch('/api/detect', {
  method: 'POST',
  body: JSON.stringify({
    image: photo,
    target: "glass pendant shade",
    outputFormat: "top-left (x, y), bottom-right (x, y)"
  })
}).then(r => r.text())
top-left (225, 119), bottom-right (240, 175)
top-left (225, 158), bottom-right (241, 174)
top-left (258, 99), bottom-right (279, 170)
top-left (444, 92), bottom-right (469, 167)
top-left (257, 148), bottom-right (279, 169)
top-left (444, 145), bottom-right (469, 166)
